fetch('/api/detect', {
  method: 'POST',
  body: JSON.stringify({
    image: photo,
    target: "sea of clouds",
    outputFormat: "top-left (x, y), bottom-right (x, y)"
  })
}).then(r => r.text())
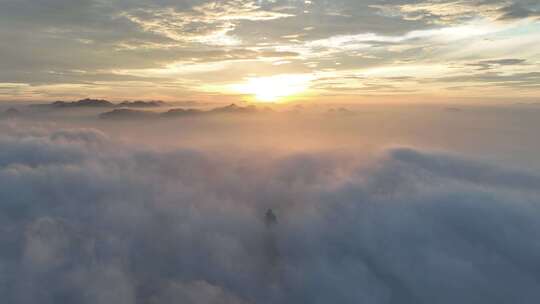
top-left (1, 108), bottom-right (540, 303)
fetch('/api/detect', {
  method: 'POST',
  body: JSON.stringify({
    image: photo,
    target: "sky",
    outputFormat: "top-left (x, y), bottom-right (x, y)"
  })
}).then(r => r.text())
top-left (0, 0), bottom-right (539, 103)
top-left (2, 2), bottom-right (540, 301)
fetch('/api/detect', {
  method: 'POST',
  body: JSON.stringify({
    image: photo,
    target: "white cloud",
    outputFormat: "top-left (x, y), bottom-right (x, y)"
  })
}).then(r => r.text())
top-left (1, 120), bottom-right (540, 303)
top-left (372, 0), bottom-right (507, 24)
top-left (121, 1), bottom-right (294, 46)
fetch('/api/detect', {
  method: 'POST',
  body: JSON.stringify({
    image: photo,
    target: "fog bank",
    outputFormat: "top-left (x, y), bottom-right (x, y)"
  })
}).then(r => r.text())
top-left (0, 105), bottom-right (540, 303)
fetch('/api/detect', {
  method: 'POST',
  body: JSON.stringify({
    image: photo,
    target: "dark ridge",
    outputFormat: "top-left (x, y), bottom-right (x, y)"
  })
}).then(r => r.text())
top-left (36, 98), bottom-right (168, 108)
top-left (162, 103), bottom-right (260, 118)
top-left (99, 109), bottom-right (158, 120)
top-left (100, 103), bottom-right (271, 121)
top-left (209, 103), bottom-right (258, 114)
top-left (161, 108), bottom-right (204, 118)
top-left (117, 100), bottom-right (168, 108)
top-left (52, 98), bottom-right (115, 108)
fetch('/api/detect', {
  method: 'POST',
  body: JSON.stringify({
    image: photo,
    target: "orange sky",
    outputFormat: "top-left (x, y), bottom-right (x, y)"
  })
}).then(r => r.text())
top-left (0, 0), bottom-right (539, 103)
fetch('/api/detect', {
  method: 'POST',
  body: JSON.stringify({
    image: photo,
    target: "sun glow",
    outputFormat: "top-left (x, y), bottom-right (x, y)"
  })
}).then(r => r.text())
top-left (232, 74), bottom-right (313, 102)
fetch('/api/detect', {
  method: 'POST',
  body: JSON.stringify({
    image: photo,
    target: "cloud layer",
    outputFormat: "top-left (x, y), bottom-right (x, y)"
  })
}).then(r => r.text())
top-left (1, 121), bottom-right (540, 303)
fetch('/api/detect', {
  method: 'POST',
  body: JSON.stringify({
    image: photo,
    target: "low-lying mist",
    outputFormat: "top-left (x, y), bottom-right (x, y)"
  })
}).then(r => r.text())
top-left (1, 103), bottom-right (540, 303)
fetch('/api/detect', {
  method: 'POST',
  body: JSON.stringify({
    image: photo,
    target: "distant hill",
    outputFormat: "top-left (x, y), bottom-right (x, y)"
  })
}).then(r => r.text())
top-left (161, 108), bottom-right (204, 118)
top-left (37, 98), bottom-right (168, 108)
top-left (100, 103), bottom-right (267, 120)
top-left (117, 100), bottom-right (168, 108)
top-left (99, 109), bottom-right (158, 120)
top-left (52, 98), bottom-right (115, 108)
top-left (209, 103), bottom-right (258, 114)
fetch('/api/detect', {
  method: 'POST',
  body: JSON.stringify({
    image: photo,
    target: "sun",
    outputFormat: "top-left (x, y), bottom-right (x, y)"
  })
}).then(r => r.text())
top-left (232, 74), bottom-right (313, 103)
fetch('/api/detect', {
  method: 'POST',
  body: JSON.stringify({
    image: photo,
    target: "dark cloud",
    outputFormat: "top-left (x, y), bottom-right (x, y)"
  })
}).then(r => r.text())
top-left (466, 58), bottom-right (527, 71)
top-left (435, 71), bottom-right (540, 88)
top-left (497, 3), bottom-right (540, 20)
top-left (1, 122), bottom-right (540, 303)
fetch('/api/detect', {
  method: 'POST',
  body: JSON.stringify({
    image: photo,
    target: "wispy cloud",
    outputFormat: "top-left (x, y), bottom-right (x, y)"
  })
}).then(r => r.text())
top-left (0, 0), bottom-right (539, 101)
